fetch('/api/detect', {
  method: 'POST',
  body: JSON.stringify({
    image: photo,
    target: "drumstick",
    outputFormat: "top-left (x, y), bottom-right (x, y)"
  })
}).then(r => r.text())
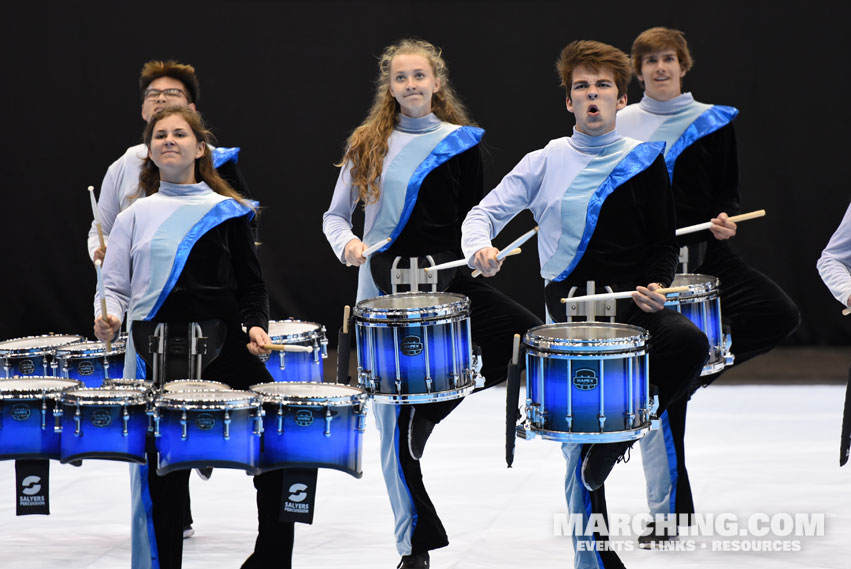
top-left (675, 209), bottom-right (766, 236)
top-left (511, 333), bottom-right (520, 366)
top-left (471, 226), bottom-right (540, 278)
top-left (88, 186), bottom-right (106, 254)
top-left (342, 305), bottom-right (350, 334)
top-left (559, 286), bottom-right (691, 304)
top-left (424, 248), bottom-right (522, 273)
top-left (94, 259), bottom-right (112, 352)
top-left (261, 344), bottom-right (315, 353)
top-left (345, 237), bottom-right (392, 267)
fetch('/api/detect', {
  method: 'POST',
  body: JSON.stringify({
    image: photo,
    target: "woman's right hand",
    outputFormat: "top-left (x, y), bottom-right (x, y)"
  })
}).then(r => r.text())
top-left (344, 238), bottom-right (367, 267)
top-left (94, 314), bottom-right (121, 342)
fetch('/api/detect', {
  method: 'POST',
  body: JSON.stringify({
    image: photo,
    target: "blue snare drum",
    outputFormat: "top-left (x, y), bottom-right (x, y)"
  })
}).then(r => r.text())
top-left (260, 320), bottom-right (328, 382)
top-left (163, 379), bottom-right (232, 393)
top-left (250, 382), bottom-right (368, 478)
top-left (153, 390), bottom-right (262, 475)
top-left (354, 292), bottom-right (482, 404)
top-left (520, 323), bottom-right (653, 443)
top-left (58, 386), bottom-right (148, 464)
top-left (0, 377), bottom-right (81, 460)
top-left (665, 274), bottom-right (734, 376)
top-left (0, 334), bottom-right (84, 377)
top-left (54, 339), bottom-right (126, 387)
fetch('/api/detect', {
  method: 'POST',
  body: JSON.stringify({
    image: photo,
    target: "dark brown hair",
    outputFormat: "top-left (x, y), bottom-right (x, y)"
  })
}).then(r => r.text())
top-left (630, 27), bottom-right (693, 78)
top-left (556, 40), bottom-right (631, 99)
top-left (139, 60), bottom-right (200, 104)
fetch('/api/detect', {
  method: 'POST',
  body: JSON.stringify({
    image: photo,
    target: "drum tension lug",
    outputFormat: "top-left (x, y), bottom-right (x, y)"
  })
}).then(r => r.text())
top-left (324, 407), bottom-right (332, 437)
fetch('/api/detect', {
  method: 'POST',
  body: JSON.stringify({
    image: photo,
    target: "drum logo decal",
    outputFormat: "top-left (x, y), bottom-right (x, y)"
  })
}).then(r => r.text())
top-left (12, 404), bottom-right (32, 421)
top-left (18, 359), bottom-right (35, 375)
top-left (91, 409), bottom-right (111, 427)
top-left (78, 360), bottom-right (95, 376)
top-left (573, 369), bottom-right (599, 391)
top-left (196, 413), bottom-right (215, 431)
top-left (400, 336), bottom-right (423, 357)
top-left (295, 410), bottom-right (314, 427)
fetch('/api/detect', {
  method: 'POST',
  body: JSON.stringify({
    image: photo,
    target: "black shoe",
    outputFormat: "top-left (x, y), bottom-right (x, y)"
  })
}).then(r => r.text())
top-left (397, 552), bottom-right (430, 568)
top-left (182, 524), bottom-right (195, 539)
top-left (407, 408), bottom-right (435, 461)
top-left (196, 467), bottom-right (213, 481)
top-left (580, 440), bottom-right (635, 492)
top-left (637, 521), bottom-right (677, 549)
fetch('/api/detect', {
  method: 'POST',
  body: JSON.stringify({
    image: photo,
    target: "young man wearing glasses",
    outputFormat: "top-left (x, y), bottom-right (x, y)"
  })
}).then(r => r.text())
top-left (87, 60), bottom-right (249, 262)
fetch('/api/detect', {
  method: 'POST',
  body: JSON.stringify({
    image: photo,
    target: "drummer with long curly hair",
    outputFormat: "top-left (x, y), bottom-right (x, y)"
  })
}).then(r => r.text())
top-left (323, 38), bottom-right (541, 569)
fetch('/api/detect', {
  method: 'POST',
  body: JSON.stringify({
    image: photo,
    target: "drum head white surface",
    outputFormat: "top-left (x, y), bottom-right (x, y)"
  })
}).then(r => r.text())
top-left (157, 389), bottom-right (257, 409)
top-left (267, 320), bottom-right (321, 339)
top-left (63, 387), bottom-right (147, 404)
top-left (529, 322), bottom-right (645, 342)
top-left (250, 381), bottom-right (364, 401)
top-left (163, 380), bottom-right (232, 392)
top-left (55, 340), bottom-right (125, 356)
top-left (0, 334), bottom-right (83, 351)
top-left (359, 292), bottom-right (465, 311)
top-left (0, 377), bottom-right (81, 396)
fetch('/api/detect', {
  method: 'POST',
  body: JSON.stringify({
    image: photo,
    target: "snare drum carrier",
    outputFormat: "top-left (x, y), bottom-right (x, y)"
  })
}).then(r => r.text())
top-left (354, 292), bottom-right (482, 404)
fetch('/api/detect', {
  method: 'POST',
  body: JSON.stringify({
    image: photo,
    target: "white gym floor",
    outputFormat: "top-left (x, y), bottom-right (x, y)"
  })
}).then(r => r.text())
top-left (1, 384), bottom-right (849, 568)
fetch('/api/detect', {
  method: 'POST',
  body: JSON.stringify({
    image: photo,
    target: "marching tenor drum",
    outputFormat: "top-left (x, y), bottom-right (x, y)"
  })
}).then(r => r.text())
top-left (58, 386), bottom-right (149, 464)
top-left (0, 377), bottom-right (81, 460)
top-left (162, 379), bottom-right (232, 392)
top-left (152, 389), bottom-right (263, 475)
top-left (0, 334), bottom-right (84, 377)
top-left (251, 381), bottom-right (368, 478)
top-left (54, 339), bottom-right (126, 387)
top-left (354, 292), bottom-right (482, 404)
top-left (519, 322), bottom-right (655, 443)
top-left (665, 274), bottom-right (734, 375)
top-left (260, 320), bottom-right (329, 382)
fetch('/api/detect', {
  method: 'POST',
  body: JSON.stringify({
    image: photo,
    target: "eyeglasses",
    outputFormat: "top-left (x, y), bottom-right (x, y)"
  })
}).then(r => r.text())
top-left (143, 88), bottom-right (189, 101)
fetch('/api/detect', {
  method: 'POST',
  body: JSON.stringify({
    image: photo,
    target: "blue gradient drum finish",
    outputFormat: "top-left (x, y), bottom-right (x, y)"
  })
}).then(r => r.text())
top-left (0, 377), bottom-right (81, 460)
top-left (260, 320), bottom-right (328, 382)
top-left (58, 387), bottom-right (148, 464)
top-left (250, 382), bottom-right (367, 478)
top-left (354, 292), bottom-right (480, 404)
top-left (0, 334), bottom-right (84, 377)
top-left (153, 390), bottom-right (262, 475)
top-left (54, 340), bottom-right (126, 387)
top-left (521, 323), bottom-right (651, 443)
top-left (665, 273), bottom-right (733, 376)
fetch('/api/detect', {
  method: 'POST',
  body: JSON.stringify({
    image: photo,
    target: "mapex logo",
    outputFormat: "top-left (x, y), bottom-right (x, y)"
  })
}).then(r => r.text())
top-left (21, 476), bottom-right (42, 495)
top-left (195, 413), bottom-right (215, 431)
top-left (400, 336), bottom-right (424, 357)
top-left (77, 360), bottom-right (95, 376)
top-left (295, 410), bottom-right (314, 427)
top-left (18, 359), bottom-right (35, 375)
top-left (288, 483), bottom-right (308, 502)
top-left (12, 404), bottom-right (32, 421)
top-left (573, 369), bottom-right (599, 391)
top-left (91, 409), bottom-right (111, 428)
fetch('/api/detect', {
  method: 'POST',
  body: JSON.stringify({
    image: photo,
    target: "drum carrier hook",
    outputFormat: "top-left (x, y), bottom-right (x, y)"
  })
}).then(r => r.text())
top-left (563, 280), bottom-right (616, 322)
top-left (390, 256), bottom-right (438, 294)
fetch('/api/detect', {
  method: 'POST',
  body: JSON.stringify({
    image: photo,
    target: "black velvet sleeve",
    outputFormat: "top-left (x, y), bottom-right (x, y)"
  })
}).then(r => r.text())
top-left (217, 159), bottom-right (260, 243)
top-left (228, 214), bottom-right (269, 332)
top-left (640, 155), bottom-right (679, 286)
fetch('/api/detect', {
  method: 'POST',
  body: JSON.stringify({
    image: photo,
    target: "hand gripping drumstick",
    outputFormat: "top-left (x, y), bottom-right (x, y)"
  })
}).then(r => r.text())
top-left (88, 186), bottom-right (106, 254)
top-left (471, 226), bottom-right (540, 278)
top-left (424, 248), bottom-right (523, 273)
top-left (675, 209), bottom-right (766, 236)
top-left (261, 344), bottom-right (315, 353)
top-left (842, 307), bottom-right (851, 316)
top-left (94, 259), bottom-right (112, 352)
top-left (345, 237), bottom-right (392, 267)
top-left (560, 285), bottom-right (691, 304)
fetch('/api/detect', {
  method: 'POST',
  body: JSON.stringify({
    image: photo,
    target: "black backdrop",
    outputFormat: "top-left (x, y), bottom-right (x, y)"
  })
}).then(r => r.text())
top-left (2, 2), bottom-right (849, 346)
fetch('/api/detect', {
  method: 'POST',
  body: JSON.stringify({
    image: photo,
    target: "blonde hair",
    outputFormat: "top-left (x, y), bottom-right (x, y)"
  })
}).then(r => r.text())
top-left (338, 38), bottom-right (476, 205)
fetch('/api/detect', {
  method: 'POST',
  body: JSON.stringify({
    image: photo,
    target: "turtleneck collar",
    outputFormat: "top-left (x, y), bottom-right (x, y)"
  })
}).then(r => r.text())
top-left (639, 92), bottom-right (696, 115)
top-left (568, 127), bottom-right (622, 153)
top-left (157, 180), bottom-right (214, 197)
top-left (395, 112), bottom-right (442, 134)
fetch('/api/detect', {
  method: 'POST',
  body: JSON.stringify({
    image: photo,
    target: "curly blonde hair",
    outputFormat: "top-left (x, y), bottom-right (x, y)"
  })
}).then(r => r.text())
top-left (339, 38), bottom-right (477, 205)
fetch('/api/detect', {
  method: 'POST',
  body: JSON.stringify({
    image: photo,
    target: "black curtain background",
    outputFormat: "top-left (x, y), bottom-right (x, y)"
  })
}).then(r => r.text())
top-left (1, 2), bottom-right (849, 346)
